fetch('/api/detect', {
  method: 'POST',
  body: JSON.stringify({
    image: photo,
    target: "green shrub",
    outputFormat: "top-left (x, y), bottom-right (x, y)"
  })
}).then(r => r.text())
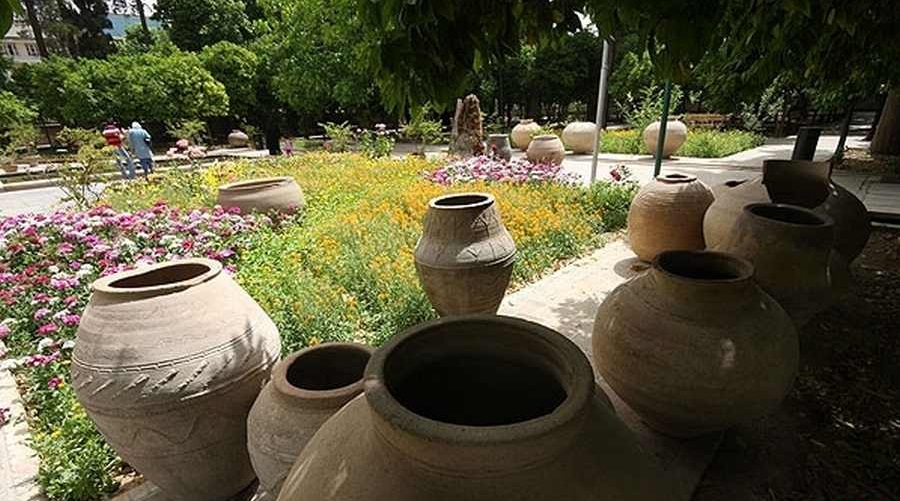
top-left (599, 129), bottom-right (642, 154)
top-left (320, 121), bottom-right (354, 152)
top-left (680, 129), bottom-right (765, 158)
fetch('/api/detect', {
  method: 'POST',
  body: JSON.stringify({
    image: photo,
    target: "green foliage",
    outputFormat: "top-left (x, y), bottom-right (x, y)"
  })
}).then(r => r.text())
top-left (57, 144), bottom-right (114, 209)
top-left (599, 129), bottom-right (643, 155)
top-left (117, 25), bottom-right (178, 56)
top-left (57, 0), bottom-right (114, 58)
top-left (320, 121), bottom-right (353, 152)
top-left (402, 107), bottom-right (443, 153)
top-left (154, 0), bottom-right (251, 51)
top-left (56, 127), bottom-right (103, 150)
top-left (359, 129), bottom-right (395, 158)
top-left (200, 41), bottom-right (259, 120)
top-left (600, 128), bottom-right (764, 158)
top-left (0, 90), bottom-right (36, 134)
top-left (166, 119), bottom-right (207, 143)
top-left (0, 0), bottom-right (21, 36)
top-left (619, 84), bottom-right (684, 131)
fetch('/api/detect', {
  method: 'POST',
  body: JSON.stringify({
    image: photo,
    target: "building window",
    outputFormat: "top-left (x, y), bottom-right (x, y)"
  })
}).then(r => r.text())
top-left (5, 44), bottom-right (19, 56)
top-left (25, 44), bottom-right (38, 57)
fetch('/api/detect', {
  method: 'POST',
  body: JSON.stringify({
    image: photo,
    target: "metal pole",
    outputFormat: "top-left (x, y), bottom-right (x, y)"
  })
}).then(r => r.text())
top-left (653, 81), bottom-right (673, 178)
top-left (590, 39), bottom-right (614, 184)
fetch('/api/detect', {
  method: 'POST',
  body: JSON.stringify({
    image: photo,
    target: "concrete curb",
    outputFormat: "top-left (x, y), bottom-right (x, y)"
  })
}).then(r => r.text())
top-left (0, 366), bottom-right (46, 501)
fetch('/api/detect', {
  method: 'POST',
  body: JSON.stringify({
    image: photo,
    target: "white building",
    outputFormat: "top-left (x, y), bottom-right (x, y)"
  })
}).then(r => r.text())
top-left (3, 16), bottom-right (42, 64)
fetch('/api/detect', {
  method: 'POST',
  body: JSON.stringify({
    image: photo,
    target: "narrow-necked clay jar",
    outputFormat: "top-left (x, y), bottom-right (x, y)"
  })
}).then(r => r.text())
top-left (414, 193), bottom-right (516, 315)
top-left (277, 315), bottom-right (671, 500)
top-left (487, 134), bottom-right (512, 161)
top-left (248, 343), bottom-right (373, 497)
top-left (510, 119), bottom-right (541, 150)
top-left (72, 259), bottom-right (281, 501)
top-left (217, 176), bottom-right (305, 215)
top-left (592, 251), bottom-right (798, 438)
top-left (526, 134), bottom-right (566, 165)
top-left (562, 121), bottom-right (596, 154)
top-left (714, 203), bottom-right (849, 326)
top-left (627, 172), bottom-right (715, 262)
top-left (642, 120), bottom-right (688, 158)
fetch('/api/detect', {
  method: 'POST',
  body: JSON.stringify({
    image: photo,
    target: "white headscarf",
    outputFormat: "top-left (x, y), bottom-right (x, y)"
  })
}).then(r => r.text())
top-left (131, 122), bottom-right (141, 129)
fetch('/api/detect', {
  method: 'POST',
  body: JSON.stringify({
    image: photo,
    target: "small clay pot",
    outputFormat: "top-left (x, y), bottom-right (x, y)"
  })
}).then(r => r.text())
top-left (562, 121), bottom-right (596, 154)
top-left (414, 193), bottom-right (516, 315)
top-left (487, 134), bottom-right (512, 161)
top-left (217, 177), bottom-right (305, 215)
top-left (228, 129), bottom-right (250, 147)
top-left (714, 203), bottom-right (849, 326)
top-left (510, 119), bottom-right (541, 150)
top-left (642, 120), bottom-right (688, 158)
top-left (278, 315), bottom-right (672, 500)
top-left (248, 343), bottom-right (373, 497)
top-left (526, 135), bottom-right (566, 165)
top-left (593, 250), bottom-right (798, 438)
top-left (72, 259), bottom-right (281, 501)
top-left (627, 172), bottom-right (715, 262)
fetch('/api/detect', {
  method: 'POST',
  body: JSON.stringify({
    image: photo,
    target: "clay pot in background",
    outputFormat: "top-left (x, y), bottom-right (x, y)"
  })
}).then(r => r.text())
top-left (248, 343), bottom-right (372, 497)
top-left (486, 133), bottom-right (512, 161)
top-left (278, 315), bottom-right (671, 500)
top-left (703, 160), bottom-right (870, 262)
top-left (593, 251), bottom-right (798, 438)
top-left (526, 135), bottom-right (566, 165)
top-left (642, 120), bottom-right (688, 158)
top-left (714, 203), bottom-right (849, 326)
top-left (72, 259), bottom-right (281, 501)
top-left (627, 172), bottom-right (715, 262)
top-left (229, 129), bottom-right (250, 147)
top-left (217, 176), bottom-right (305, 215)
top-left (414, 193), bottom-right (516, 315)
top-left (510, 119), bottom-right (541, 150)
top-left (562, 121), bottom-right (597, 154)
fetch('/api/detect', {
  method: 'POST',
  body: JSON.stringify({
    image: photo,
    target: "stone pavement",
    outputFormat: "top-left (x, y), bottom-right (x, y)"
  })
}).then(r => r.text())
top-left (0, 366), bottom-right (44, 501)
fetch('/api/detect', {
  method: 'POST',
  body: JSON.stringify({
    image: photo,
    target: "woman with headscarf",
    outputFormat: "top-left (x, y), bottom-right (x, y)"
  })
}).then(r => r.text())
top-left (127, 122), bottom-right (155, 176)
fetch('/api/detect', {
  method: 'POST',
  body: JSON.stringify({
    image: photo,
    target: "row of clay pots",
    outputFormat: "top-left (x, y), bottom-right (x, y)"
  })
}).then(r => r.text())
top-left (217, 176), bottom-right (306, 215)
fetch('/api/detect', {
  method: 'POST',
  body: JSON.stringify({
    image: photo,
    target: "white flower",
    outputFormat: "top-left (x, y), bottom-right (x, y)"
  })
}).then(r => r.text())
top-left (52, 309), bottom-right (70, 320)
top-left (61, 340), bottom-right (76, 350)
top-left (48, 265), bottom-right (60, 274)
top-left (1, 358), bottom-right (22, 370)
top-left (37, 338), bottom-right (55, 351)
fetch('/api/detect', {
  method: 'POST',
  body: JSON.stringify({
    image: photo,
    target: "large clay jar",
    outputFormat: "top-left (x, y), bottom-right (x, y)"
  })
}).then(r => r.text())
top-left (71, 259), bottom-right (281, 501)
top-left (593, 250), bottom-right (798, 438)
top-left (277, 315), bottom-right (671, 501)
top-left (228, 129), bottom-right (250, 147)
top-left (510, 119), bottom-right (541, 150)
top-left (248, 343), bottom-right (373, 497)
top-left (562, 121), bottom-right (596, 154)
top-left (714, 203), bottom-right (849, 326)
top-left (526, 134), bottom-right (566, 165)
top-left (703, 160), bottom-right (870, 261)
top-left (217, 176), bottom-right (305, 215)
top-left (414, 193), bottom-right (516, 315)
top-left (487, 133), bottom-right (512, 161)
top-left (642, 120), bottom-right (688, 158)
top-left (627, 172), bottom-right (715, 262)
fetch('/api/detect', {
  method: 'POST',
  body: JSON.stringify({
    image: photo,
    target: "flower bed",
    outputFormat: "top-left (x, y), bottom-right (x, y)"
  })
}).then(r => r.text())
top-left (3, 153), bottom-right (636, 500)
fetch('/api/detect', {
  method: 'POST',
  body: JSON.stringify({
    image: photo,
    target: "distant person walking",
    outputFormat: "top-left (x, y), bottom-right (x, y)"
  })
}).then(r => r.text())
top-left (127, 122), bottom-right (154, 176)
top-left (102, 121), bottom-right (134, 179)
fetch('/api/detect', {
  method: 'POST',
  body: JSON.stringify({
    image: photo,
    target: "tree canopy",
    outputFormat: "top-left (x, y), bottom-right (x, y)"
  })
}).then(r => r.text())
top-left (154, 0), bottom-right (252, 51)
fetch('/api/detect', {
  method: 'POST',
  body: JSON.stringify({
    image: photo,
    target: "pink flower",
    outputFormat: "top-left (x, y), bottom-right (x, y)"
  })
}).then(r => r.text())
top-left (61, 314), bottom-right (81, 327)
top-left (33, 308), bottom-right (51, 321)
top-left (47, 376), bottom-right (63, 390)
top-left (0, 407), bottom-right (9, 427)
top-left (0, 324), bottom-right (9, 339)
top-left (37, 324), bottom-right (58, 336)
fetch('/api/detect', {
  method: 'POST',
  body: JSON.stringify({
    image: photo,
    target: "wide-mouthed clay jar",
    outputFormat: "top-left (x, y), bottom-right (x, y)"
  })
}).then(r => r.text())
top-left (72, 259), bottom-right (281, 501)
top-left (703, 160), bottom-right (870, 262)
top-left (277, 315), bottom-right (671, 500)
top-left (526, 135), bottom-right (566, 165)
top-left (248, 343), bottom-right (373, 497)
top-left (714, 203), bottom-right (849, 326)
top-left (510, 119), bottom-right (541, 150)
top-left (593, 251), bottom-right (799, 438)
top-left (562, 121), bottom-right (596, 154)
top-left (414, 193), bottom-right (516, 316)
top-left (643, 120), bottom-right (688, 158)
top-left (627, 172), bottom-right (715, 262)
top-left (487, 133), bottom-right (512, 161)
top-left (217, 176), bottom-right (305, 215)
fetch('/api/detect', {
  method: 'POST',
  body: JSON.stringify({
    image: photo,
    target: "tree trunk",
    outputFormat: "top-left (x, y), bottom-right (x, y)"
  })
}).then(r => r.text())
top-left (871, 89), bottom-right (900, 155)
top-left (22, 0), bottom-right (49, 58)
top-left (133, 0), bottom-right (150, 38)
top-left (834, 107), bottom-right (853, 162)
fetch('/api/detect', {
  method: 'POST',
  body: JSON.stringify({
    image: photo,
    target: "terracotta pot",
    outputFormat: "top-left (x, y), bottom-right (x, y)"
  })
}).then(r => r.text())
top-left (593, 250), bottom-right (798, 438)
top-left (217, 176), bottom-right (305, 215)
top-left (627, 172), bottom-right (715, 262)
top-left (414, 193), bottom-right (516, 315)
top-left (642, 120), bottom-right (688, 158)
top-left (71, 259), bottom-right (281, 501)
top-left (510, 119), bottom-right (541, 150)
top-left (703, 160), bottom-right (870, 262)
top-left (526, 134), bottom-right (566, 165)
top-left (278, 315), bottom-right (671, 500)
top-left (486, 133), bottom-right (512, 161)
top-left (1, 163), bottom-right (18, 173)
top-left (228, 129), bottom-right (250, 147)
top-left (562, 121), bottom-right (596, 154)
top-left (713, 203), bottom-right (849, 326)
top-left (248, 343), bottom-right (372, 497)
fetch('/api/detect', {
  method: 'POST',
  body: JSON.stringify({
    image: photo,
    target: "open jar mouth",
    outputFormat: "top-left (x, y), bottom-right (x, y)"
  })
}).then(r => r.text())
top-left (93, 259), bottom-right (221, 295)
top-left (654, 250), bottom-right (754, 283)
top-left (429, 192), bottom-right (494, 210)
top-left (221, 177), bottom-right (291, 192)
top-left (365, 315), bottom-right (592, 443)
top-left (276, 343), bottom-right (372, 398)
top-left (657, 172), bottom-right (696, 183)
top-left (745, 203), bottom-right (831, 227)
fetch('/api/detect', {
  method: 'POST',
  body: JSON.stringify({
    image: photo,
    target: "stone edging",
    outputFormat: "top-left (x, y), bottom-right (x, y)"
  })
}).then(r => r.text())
top-left (0, 365), bottom-right (45, 501)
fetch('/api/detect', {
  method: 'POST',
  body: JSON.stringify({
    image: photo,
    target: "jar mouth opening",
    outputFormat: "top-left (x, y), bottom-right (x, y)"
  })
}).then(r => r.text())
top-left (658, 172), bottom-right (696, 183)
top-left (280, 343), bottom-right (372, 395)
top-left (655, 250), bottom-right (754, 283)
top-left (429, 192), bottom-right (494, 210)
top-left (94, 259), bottom-right (221, 294)
top-left (366, 315), bottom-right (591, 442)
top-left (533, 134), bottom-right (558, 141)
top-left (745, 203), bottom-right (830, 227)
top-left (220, 177), bottom-right (291, 192)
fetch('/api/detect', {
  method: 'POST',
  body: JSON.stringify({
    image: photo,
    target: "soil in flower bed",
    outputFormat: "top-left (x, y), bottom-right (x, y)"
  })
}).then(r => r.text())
top-left (694, 227), bottom-right (900, 501)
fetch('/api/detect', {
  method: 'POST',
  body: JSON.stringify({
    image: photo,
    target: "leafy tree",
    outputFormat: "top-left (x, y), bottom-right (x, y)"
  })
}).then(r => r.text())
top-left (58, 0), bottom-right (114, 57)
top-left (0, 90), bottom-right (37, 133)
top-left (154, 0), bottom-right (252, 51)
top-left (0, 0), bottom-right (19, 37)
top-left (118, 25), bottom-right (178, 55)
top-left (200, 41), bottom-right (259, 121)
